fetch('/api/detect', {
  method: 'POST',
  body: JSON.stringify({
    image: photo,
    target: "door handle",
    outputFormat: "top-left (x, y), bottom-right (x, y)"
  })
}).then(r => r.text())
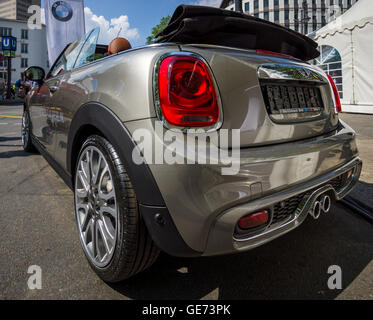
top-left (49, 85), bottom-right (59, 93)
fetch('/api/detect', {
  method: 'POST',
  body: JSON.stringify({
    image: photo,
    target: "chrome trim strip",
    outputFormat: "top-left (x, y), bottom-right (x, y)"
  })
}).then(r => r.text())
top-left (230, 157), bottom-right (362, 247)
top-left (152, 51), bottom-right (224, 133)
top-left (258, 63), bottom-right (328, 83)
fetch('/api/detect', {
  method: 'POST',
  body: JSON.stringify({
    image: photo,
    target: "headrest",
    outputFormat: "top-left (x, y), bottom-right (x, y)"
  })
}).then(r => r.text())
top-left (108, 37), bottom-right (132, 55)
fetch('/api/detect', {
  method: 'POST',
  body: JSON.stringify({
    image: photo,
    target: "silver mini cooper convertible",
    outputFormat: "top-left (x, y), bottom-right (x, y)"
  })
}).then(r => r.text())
top-left (22, 6), bottom-right (362, 282)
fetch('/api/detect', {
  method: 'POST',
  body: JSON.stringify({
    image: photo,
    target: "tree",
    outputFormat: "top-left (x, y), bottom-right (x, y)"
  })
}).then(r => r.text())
top-left (146, 15), bottom-right (171, 45)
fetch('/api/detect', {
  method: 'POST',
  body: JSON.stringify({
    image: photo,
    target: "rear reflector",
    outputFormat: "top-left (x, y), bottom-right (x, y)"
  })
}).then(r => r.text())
top-left (346, 168), bottom-right (354, 180)
top-left (327, 74), bottom-right (342, 113)
top-left (237, 210), bottom-right (269, 230)
top-left (158, 55), bottom-right (220, 128)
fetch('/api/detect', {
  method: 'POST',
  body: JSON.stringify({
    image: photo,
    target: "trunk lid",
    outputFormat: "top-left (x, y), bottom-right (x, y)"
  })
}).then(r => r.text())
top-left (180, 44), bottom-right (339, 148)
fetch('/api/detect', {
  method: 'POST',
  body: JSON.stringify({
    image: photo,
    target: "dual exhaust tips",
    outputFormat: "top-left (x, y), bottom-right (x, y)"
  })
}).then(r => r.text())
top-left (309, 195), bottom-right (332, 220)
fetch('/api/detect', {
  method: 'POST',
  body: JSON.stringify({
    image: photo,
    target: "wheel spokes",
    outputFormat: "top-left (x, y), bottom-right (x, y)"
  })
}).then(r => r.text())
top-left (101, 210), bottom-right (116, 239)
top-left (84, 219), bottom-right (94, 247)
top-left (98, 220), bottom-right (113, 255)
top-left (82, 150), bottom-right (91, 185)
top-left (77, 170), bottom-right (89, 195)
top-left (100, 205), bottom-right (116, 219)
top-left (77, 203), bottom-right (91, 232)
top-left (94, 220), bottom-right (102, 261)
top-left (91, 152), bottom-right (102, 186)
top-left (98, 189), bottom-right (115, 201)
top-left (76, 187), bottom-right (88, 199)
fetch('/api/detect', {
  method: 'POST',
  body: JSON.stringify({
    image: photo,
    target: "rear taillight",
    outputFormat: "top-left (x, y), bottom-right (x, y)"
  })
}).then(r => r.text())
top-left (327, 74), bottom-right (342, 113)
top-left (256, 49), bottom-right (294, 60)
top-left (157, 55), bottom-right (220, 128)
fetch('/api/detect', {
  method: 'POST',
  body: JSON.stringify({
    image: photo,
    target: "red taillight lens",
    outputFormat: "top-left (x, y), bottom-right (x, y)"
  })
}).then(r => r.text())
top-left (327, 74), bottom-right (342, 113)
top-left (237, 210), bottom-right (269, 230)
top-left (158, 55), bottom-right (219, 127)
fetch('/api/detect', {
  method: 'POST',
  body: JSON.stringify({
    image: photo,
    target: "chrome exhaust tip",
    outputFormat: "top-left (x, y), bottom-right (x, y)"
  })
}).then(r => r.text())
top-left (321, 195), bottom-right (331, 213)
top-left (310, 201), bottom-right (322, 220)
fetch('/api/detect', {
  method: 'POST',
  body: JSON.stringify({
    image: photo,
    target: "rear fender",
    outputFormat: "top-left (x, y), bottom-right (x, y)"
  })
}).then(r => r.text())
top-left (67, 102), bottom-right (164, 206)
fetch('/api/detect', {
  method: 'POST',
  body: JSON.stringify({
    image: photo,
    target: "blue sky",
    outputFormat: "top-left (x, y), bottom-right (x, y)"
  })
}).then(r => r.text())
top-left (82, 0), bottom-right (221, 46)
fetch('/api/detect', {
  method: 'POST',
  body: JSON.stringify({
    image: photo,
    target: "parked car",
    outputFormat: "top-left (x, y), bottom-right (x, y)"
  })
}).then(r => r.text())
top-left (22, 11), bottom-right (361, 282)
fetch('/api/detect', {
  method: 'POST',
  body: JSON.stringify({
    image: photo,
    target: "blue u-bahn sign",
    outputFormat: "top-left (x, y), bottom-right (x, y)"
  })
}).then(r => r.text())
top-left (2, 36), bottom-right (17, 51)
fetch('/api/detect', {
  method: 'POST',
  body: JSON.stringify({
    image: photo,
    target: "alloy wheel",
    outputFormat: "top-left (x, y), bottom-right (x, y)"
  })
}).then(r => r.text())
top-left (75, 146), bottom-right (118, 268)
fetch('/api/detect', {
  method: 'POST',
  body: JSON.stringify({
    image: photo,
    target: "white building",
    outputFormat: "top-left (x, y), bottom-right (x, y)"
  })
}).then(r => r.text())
top-left (0, 17), bottom-right (48, 84)
top-left (0, 0), bottom-right (41, 21)
top-left (313, 0), bottom-right (373, 114)
top-left (220, 0), bottom-right (359, 35)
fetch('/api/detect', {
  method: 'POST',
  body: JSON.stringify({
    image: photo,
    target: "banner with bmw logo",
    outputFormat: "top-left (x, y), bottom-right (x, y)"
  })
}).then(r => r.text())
top-left (45, 0), bottom-right (86, 66)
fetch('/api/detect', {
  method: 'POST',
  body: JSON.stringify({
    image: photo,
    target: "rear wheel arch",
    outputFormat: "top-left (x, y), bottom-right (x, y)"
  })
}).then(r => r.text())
top-left (67, 102), bottom-right (165, 206)
top-left (70, 124), bottom-right (105, 181)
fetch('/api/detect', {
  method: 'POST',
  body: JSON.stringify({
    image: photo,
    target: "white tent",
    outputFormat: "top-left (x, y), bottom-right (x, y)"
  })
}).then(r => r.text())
top-left (314, 0), bottom-right (373, 114)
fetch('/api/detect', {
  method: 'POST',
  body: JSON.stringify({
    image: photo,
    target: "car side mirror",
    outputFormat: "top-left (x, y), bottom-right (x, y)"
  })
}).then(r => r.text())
top-left (24, 66), bottom-right (45, 85)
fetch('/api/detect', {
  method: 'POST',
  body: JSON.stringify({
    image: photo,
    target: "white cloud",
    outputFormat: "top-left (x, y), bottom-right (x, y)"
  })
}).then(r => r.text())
top-left (40, 7), bottom-right (139, 45)
top-left (193, 0), bottom-right (222, 7)
top-left (84, 7), bottom-right (139, 45)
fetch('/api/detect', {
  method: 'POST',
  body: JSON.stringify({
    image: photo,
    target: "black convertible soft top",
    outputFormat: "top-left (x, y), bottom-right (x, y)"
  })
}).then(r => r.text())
top-left (156, 5), bottom-right (319, 61)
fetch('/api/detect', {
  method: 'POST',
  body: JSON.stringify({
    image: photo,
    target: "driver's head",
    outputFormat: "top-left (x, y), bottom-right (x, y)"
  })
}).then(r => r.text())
top-left (27, 72), bottom-right (33, 80)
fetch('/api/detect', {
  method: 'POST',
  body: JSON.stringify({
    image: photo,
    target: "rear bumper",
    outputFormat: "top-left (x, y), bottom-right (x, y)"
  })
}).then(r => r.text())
top-left (125, 119), bottom-right (360, 256)
top-left (203, 156), bottom-right (362, 256)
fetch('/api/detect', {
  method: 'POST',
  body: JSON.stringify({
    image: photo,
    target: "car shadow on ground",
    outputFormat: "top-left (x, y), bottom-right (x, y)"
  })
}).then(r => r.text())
top-left (0, 136), bottom-right (20, 142)
top-left (0, 136), bottom-right (28, 155)
top-left (109, 203), bottom-right (373, 300)
top-left (0, 148), bottom-right (32, 158)
top-left (348, 181), bottom-right (373, 223)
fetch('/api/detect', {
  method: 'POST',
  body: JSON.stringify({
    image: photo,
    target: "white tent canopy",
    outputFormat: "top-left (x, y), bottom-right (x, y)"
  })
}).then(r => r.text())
top-left (314, 0), bottom-right (373, 114)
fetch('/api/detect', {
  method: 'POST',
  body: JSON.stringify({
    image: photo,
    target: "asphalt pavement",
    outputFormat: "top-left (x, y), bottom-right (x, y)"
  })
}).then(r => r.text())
top-left (0, 104), bottom-right (372, 300)
top-left (339, 113), bottom-right (373, 218)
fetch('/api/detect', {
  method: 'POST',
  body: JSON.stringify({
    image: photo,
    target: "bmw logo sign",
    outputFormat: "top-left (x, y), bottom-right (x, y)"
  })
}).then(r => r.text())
top-left (52, 1), bottom-right (73, 22)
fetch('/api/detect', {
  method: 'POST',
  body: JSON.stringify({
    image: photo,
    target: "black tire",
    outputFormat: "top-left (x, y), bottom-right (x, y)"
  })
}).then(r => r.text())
top-left (22, 109), bottom-right (37, 153)
top-left (74, 135), bottom-right (159, 282)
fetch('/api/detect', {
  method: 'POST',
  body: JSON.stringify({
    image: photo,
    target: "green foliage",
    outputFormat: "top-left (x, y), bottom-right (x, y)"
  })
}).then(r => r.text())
top-left (146, 15), bottom-right (171, 45)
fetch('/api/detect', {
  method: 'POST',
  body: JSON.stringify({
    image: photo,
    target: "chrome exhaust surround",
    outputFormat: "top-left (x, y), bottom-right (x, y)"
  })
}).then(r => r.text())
top-left (321, 195), bottom-right (331, 213)
top-left (309, 194), bottom-right (332, 219)
top-left (310, 201), bottom-right (322, 219)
